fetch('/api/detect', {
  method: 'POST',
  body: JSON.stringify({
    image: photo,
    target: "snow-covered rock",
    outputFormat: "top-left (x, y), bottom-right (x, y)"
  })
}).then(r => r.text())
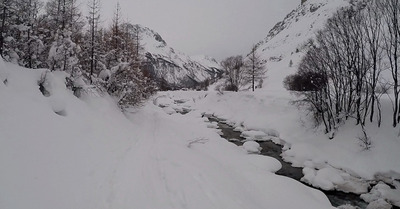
top-left (241, 130), bottom-right (268, 141)
top-left (243, 141), bottom-right (262, 154)
top-left (302, 166), bottom-right (369, 194)
top-left (207, 122), bottom-right (219, 129)
top-left (366, 199), bottom-right (392, 209)
top-left (337, 205), bottom-right (359, 209)
top-left (302, 167), bottom-right (345, 191)
top-left (361, 182), bottom-right (400, 207)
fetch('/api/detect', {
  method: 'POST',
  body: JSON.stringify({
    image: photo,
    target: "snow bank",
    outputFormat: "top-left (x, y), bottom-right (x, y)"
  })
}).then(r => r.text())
top-left (302, 166), bottom-right (369, 194)
top-left (0, 61), bottom-right (139, 209)
top-left (189, 89), bottom-right (400, 183)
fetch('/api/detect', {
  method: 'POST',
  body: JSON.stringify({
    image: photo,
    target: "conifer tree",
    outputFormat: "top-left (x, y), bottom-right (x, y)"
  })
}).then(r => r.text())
top-left (80, 0), bottom-right (103, 83)
top-left (245, 45), bottom-right (266, 91)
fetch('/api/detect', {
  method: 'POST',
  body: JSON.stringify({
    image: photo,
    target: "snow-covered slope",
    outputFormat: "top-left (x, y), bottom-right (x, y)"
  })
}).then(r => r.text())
top-left (257, 0), bottom-right (349, 59)
top-left (228, 1), bottom-right (400, 207)
top-left (255, 0), bottom-right (350, 92)
top-left (137, 25), bottom-right (222, 89)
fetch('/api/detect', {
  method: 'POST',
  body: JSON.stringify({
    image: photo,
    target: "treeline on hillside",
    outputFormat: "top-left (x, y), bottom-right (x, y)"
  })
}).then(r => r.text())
top-left (0, 0), bottom-right (157, 108)
top-left (219, 45), bottom-right (267, 92)
top-left (284, 0), bottom-right (400, 144)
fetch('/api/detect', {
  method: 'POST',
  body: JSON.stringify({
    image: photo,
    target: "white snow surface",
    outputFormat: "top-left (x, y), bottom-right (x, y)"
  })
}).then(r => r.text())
top-left (3, 0), bottom-right (400, 208)
top-left (0, 61), bottom-right (335, 209)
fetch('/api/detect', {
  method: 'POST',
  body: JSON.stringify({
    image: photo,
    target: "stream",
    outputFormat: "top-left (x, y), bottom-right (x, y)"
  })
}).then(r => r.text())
top-left (206, 115), bottom-right (371, 209)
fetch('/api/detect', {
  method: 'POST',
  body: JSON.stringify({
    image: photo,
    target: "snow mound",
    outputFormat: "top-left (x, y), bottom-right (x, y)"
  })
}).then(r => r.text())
top-left (302, 167), bottom-right (345, 191)
top-left (243, 141), bottom-right (262, 154)
top-left (302, 165), bottom-right (369, 194)
top-left (207, 122), bottom-right (219, 129)
top-left (241, 130), bottom-right (268, 141)
top-left (50, 95), bottom-right (67, 116)
top-left (366, 199), bottom-right (392, 209)
top-left (337, 205), bottom-right (359, 209)
top-left (361, 182), bottom-right (400, 207)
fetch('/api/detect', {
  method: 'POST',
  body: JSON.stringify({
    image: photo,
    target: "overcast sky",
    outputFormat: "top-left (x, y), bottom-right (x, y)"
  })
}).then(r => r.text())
top-left (83, 0), bottom-right (299, 60)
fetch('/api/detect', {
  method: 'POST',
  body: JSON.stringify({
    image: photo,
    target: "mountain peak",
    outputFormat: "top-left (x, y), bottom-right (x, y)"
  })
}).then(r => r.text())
top-left (135, 25), bottom-right (222, 89)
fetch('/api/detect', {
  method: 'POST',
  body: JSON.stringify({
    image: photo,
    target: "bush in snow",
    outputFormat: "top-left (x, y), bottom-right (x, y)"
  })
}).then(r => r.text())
top-left (65, 66), bottom-right (86, 98)
top-left (38, 70), bottom-right (51, 97)
top-left (106, 62), bottom-right (157, 108)
top-left (221, 55), bottom-right (246, 92)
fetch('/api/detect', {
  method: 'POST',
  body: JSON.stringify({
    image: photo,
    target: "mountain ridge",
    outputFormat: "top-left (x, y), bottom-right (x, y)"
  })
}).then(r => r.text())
top-left (135, 24), bottom-right (223, 90)
top-left (256, 0), bottom-right (351, 61)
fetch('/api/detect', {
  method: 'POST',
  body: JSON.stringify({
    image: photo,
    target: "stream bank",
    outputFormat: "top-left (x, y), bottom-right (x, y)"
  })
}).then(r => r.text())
top-left (205, 114), bottom-right (376, 209)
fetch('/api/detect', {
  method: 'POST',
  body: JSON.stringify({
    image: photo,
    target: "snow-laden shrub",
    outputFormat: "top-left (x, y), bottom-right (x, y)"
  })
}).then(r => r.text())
top-left (65, 66), bottom-right (85, 98)
top-left (38, 70), bottom-right (51, 97)
top-left (48, 30), bottom-right (80, 73)
top-left (106, 62), bottom-right (157, 108)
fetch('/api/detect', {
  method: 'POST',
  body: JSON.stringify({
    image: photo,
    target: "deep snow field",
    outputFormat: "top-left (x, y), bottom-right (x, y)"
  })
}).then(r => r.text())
top-left (1, 54), bottom-right (400, 209)
top-left (0, 58), bottom-right (338, 209)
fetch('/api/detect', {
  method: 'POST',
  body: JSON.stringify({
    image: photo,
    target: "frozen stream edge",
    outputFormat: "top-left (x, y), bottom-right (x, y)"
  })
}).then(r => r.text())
top-left (203, 113), bottom-right (374, 209)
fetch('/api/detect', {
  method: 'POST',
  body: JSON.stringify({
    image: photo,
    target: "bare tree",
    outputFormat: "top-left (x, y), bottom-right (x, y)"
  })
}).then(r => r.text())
top-left (380, 0), bottom-right (400, 127)
top-left (87, 0), bottom-right (101, 83)
top-left (284, 2), bottom-right (388, 136)
top-left (362, 0), bottom-right (383, 125)
top-left (221, 55), bottom-right (245, 92)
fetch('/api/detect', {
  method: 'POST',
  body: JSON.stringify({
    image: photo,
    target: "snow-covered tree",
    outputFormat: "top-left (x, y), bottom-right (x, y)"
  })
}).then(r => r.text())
top-left (14, 0), bottom-right (44, 68)
top-left (100, 4), bottom-right (156, 108)
top-left (107, 62), bottom-right (155, 108)
top-left (43, 0), bottom-right (84, 71)
top-left (0, 0), bottom-right (44, 66)
top-left (48, 30), bottom-right (80, 72)
top-left (80, 0), bottom-right (105, 83)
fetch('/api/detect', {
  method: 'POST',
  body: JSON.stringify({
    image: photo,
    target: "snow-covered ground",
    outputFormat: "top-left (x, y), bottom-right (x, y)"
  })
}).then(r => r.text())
top-left (0, 60), bottom-right (336, 209)
top-left (2, 0), bottom-right (400, 208)
top-left (156, 86), bottom-right (400, 208)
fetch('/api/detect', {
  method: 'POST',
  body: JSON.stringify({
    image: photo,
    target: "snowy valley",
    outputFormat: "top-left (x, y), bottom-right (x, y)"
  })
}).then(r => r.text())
top-left (1, 0), bottom-right (400, 209)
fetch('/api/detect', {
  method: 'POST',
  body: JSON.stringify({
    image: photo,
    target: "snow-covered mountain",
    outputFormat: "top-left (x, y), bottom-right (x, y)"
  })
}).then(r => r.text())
top-left (254, 0), bottom-right (352, 91)
top-left (137, 25), bottom-right (223, 89)
top-left (257, 0), bottom-right (350, 59)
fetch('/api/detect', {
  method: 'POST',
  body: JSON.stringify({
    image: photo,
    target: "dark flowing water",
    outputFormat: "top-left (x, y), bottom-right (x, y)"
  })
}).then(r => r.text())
top-left (206, 115), bottom-right (371, 209)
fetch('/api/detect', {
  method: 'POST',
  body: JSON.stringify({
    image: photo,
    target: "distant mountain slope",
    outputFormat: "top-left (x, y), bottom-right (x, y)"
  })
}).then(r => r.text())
top-left (136, 25), bottom-right (222, 89)
top-left (254, 0), bottom-right (352, 91)
top-left (257, 0), bottom-right (350, 59)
